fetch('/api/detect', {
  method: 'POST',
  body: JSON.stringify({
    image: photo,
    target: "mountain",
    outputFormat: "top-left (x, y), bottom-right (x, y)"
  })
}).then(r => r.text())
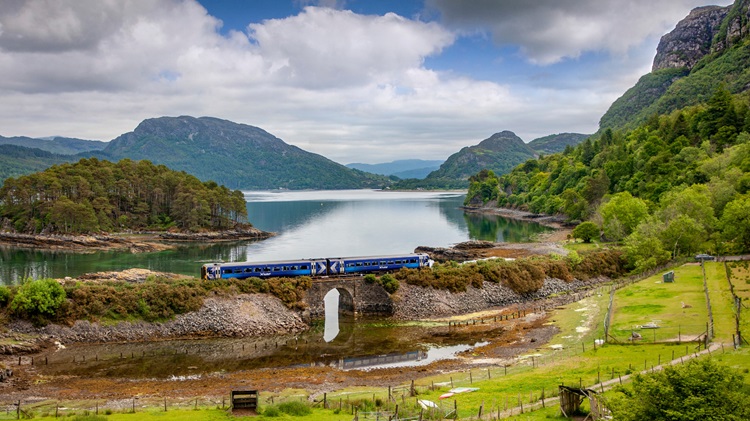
top-left (527, 133), bottom-right (589, 154)
top-left (102, 116), bottom-right (388, 190)
top-left (600, 0), bottom-right (750, 130)
top-left (346, 159), bottom-right (443, 179)
top-left (0, 135), bottom-right (106, 155)
top-left (394, 131), bottom-right (536, 189)
top-left (0, 144), bottom-right (77, 182)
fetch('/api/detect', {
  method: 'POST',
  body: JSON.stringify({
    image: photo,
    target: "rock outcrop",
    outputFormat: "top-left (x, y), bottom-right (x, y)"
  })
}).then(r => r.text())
top-left (652, 5), bottom-right (729, 72)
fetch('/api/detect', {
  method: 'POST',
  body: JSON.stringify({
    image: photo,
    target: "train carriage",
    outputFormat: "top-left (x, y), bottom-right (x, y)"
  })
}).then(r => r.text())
top-left (202, 259), bottom-right (314, 280)
top-left (201, 253), bottom-right (432, 281)
top-left (340, 254), bottom-right (429, 275)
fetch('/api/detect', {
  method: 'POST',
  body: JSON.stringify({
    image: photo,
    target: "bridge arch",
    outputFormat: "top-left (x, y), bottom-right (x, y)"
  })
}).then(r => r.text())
top-left (302, 278), bottom-right (395, 320)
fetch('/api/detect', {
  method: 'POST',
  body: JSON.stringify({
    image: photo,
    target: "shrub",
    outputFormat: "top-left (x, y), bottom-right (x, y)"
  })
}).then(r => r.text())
top-left (572, 221), bottom-right (600, 243)
top-left (262, 405), bottom-right (281, 417)
top-left (10, 278), bottom-right (66, 321)
top-left (379, 274), bottom-right (400, 294)
top-left (277, 401), bottom-right (312, 416)
top-left (0, 285), bottom-right (11, 307)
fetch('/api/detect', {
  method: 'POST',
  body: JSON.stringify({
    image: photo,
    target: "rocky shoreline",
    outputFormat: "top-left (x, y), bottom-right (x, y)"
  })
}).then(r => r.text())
top-left (8, 294), bottom-right (307, 344)
top-left (0, 227), bottom-right (274, 253)
top-left (462, 205), bottom-right (570, 229)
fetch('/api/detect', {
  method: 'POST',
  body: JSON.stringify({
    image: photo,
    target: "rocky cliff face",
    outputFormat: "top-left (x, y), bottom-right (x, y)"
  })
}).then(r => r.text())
top-left (652, 5), bottom-right (729, 72)
top-left (712, 0), bottom-right (750, 52)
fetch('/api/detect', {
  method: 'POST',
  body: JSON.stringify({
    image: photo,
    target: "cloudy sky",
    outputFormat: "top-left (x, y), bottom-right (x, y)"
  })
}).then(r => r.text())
top-left (0, 0), bottom-right (731, 164)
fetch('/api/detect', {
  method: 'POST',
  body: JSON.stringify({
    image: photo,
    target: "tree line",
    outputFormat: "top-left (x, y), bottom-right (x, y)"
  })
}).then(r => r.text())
top-left (465, 86), bottom-right (750, 270)
top-left (0, 158), bottom-right (249, 234)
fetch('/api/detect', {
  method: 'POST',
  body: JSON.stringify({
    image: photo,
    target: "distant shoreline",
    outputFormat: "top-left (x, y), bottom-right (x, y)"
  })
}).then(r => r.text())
top-left (0, 227), bottom-right (275, 253)
top-left (461, 205), bottom-right (569, 229)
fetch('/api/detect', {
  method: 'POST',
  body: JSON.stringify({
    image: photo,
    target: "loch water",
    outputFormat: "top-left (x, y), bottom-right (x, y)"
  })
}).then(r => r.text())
top-left (3, 190), bottom-right (552, 375)
top-left (0, 190), bottom-right (551, 285)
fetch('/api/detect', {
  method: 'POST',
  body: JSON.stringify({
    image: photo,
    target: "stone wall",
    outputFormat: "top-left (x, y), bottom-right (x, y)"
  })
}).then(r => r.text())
top-left (301, 278), bottom-right (394, 320)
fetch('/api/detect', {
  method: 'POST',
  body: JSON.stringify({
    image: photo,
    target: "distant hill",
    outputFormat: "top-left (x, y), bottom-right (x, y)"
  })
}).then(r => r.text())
top-left (0, 135), bottom-right (106, 155)
top-left (527, 133), bottom-right (589, 154)
top-left (347, 159), bottom-right (443, 179)
top-left (393, 131), bottom-right (536, 189)
top-left (600, 1), bottom-right (750, 130)
top-left (0, 145), bottom-right (78, 182)
top-left (102, 116), bottom-right (389, 190)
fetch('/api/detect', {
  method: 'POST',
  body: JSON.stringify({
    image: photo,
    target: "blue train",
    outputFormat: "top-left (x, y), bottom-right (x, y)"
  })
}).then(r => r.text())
top-left (201, 253), bottom-right (432, 281)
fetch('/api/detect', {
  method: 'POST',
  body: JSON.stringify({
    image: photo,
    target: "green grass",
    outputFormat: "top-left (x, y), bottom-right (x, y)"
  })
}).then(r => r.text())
top-left (704, 262), bottom-right (737, 342)
top-left (609, 264), bottom-right (708, 342)
top-left (728, 262), bottom-right (750, 344)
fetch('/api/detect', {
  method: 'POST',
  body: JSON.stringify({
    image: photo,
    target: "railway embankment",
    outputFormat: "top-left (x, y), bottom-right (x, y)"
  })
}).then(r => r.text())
top-left (393, 276), bottom-right (606, 320)
top-left (7, 293), bottom-right (307, 344)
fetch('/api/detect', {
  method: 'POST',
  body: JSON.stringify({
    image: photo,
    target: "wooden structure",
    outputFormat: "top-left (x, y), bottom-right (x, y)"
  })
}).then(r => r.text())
top-left (231, 389), bottom-right (258, 412)
top-left (559, 386), bottom-right (609, 420)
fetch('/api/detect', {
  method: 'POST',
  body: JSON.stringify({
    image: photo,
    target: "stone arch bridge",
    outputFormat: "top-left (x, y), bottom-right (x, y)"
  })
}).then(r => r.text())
top-left (301, 277), bottom-right (394, 320)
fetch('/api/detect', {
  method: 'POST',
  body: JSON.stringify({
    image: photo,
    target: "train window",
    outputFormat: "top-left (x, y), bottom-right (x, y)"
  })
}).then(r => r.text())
top-left (380, 261), bottom-right (386, 265)
top-left (356, 263), bottom-right (362, 267)
top-left (234, 269), bottom-right (242, 273)
top-left (264, 267), bottom-right (271, 272)
top-left (301, 265), bottom-right (308, 270)
top-left (244, 268), bottom-right (252, 273)
top-left (255, 268), bottom-right (261, 272)
top-left (273, 267), bottom-right (280, 272)
top-left (410, 259), bottom-right (417, 263)
top-left (291, 266), bottom-right (297, 270)
top-left (388, 261), bottom-right (394, 264)
top-left (223, 269), bottom-right (232, 274)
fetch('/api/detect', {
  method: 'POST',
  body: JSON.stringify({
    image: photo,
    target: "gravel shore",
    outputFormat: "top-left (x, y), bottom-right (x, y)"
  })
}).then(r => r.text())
top-left (9, 294), bottom-right (307, 344)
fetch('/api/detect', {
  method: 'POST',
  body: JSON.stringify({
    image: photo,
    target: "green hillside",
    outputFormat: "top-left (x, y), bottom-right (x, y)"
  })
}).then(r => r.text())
top-left (0, 144), bottom-right (77, 183)
top-left (394, 131), bottom-right (536, 189)
top-left (0, 158), bottom-right (248, 234)
top-left (102, 116), bottom-right (389, 190)
top-left (601, 0), bottom-right (750, 130)
top-left (527, 132), bottom-right (590, 154)
top-left (0, 135), bottom-right (106, 155)
top-left (467, 85), bottom-right (750, 270)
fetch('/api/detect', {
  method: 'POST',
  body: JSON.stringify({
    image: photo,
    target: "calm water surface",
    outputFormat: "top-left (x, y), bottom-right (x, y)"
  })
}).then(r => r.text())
top-left (3, 190), bottom-right (552, 374)
top-left (0, 190), bottom-right (551, 285)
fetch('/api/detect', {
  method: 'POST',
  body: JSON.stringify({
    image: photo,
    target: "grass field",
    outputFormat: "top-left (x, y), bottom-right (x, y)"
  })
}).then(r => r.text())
top-left (728, 261), bottom-right (750, 345)
top-left (609, 264), bottom-right (708, 343)
top-left (704, 262), bottom-right (737, 342)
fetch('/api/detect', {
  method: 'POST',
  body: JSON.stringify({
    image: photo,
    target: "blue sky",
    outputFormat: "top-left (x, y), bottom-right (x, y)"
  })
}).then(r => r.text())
top-left (0, 0), bottom-right (731, 164)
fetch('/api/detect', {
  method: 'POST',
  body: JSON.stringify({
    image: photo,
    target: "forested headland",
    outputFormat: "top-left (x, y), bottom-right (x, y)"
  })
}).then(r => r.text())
top-left (0, 158), bottom-right (249, 234)
top-left (465, 86), bottom-right (750, 271)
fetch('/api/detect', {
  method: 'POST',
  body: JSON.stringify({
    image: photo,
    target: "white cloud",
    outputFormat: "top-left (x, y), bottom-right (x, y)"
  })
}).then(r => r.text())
top-left (428, 0), bottom-right (730, 64)
top-left (248, 7), bottom-right (454, 88)
top-left (0, 0), bottom-right (712, 164)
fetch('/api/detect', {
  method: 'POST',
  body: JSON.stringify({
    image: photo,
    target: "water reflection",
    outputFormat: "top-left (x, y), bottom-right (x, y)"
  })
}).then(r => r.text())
top-left (0, 190), bottom-right (553, 285)
top-left (323, 290), bottom-right (340, 342)
top-left (463, 212), bottom-right (551, 242)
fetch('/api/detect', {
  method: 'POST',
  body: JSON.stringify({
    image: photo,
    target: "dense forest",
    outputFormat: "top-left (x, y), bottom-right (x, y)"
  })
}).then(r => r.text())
top-left (465, 86), bottom-right (750, 270)
top-left (0, 158), bottom-right (248, 234)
